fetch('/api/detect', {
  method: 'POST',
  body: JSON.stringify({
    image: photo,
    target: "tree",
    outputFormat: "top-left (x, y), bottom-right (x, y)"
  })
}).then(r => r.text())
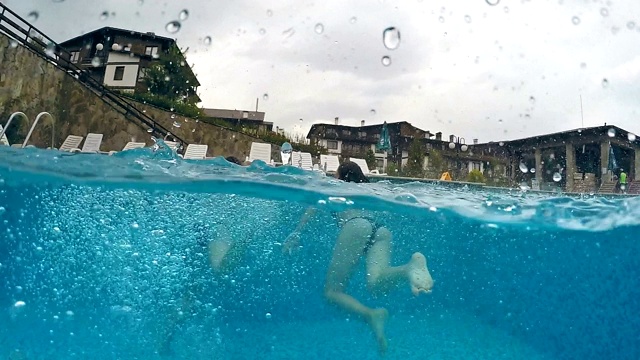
top-left (145, 44), bottom-right (199, 105)
top-left (405, 138), bottom-right (425, 177)
top-left (427, 148), bottom-right (445, 177)
top-left (466, 169), bottom-right (486, 183)
top-left (365, 149), bottom-right (377, 170)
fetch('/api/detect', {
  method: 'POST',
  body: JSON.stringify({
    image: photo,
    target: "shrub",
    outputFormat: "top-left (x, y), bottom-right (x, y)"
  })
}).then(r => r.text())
top-left (466, 169), bottom-right (486, 183)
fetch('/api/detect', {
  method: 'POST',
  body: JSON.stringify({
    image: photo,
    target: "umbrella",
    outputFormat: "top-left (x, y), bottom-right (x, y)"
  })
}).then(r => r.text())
top-left (376, 121), bottom-right (391, 152)
top-left (607, 143), bottom-right (618, 171)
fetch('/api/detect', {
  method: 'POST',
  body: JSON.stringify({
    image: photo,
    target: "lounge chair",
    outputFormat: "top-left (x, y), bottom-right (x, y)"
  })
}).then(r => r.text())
top-left (163, 140), bottom-right (179, 152)
top-left (249, 142), bottom-right (272, 164)
top-left (183, 144), bottom-right (208, 160)
top-left (350, 157), bottom-right (370, 174)
top-left (59, 135), bottom-right (83, 152)
top-left (0, 125), bottom-right (9, 146)
top-left (80, 133), bottom-right (103, 153)
top-left (292, 151), bottom-right (314, 170)
top-left (320, 154), bottom-right (340, 173)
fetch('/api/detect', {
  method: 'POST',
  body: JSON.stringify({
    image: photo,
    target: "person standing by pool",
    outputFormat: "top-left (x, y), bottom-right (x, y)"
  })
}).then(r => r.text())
top-left (619, 169), bottom-right (628, 193)
top-left (282, 161), bottom-right (434, 355)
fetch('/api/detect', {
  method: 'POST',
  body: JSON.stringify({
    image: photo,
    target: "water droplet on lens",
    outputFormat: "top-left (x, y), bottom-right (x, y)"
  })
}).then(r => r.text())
top-left (370, 109), bottom-right (376, 115)
top-left (504, 6), bottom-right (509, 13)
top-left (607, 128), bottom-right (615, 137)
top-left (571, 16), bottom-right (580, 25)
top-left (203, 36), bottom-right (212, 46)
top-left (147, 128), bottom-right (153, 133)
top-left (627, 21), bottom-right (636, 30)
top-left (519, 162), bottom-right (528, 173)
top-left (464, 15), bottom-right (472, 23)
top-left (529, 96), bottom-right (536, 104)
top-left (99, 11), bottom-right (109, 21)
top-left (9, 40), bottom-right (18, 48)
top-left (27, 11), bottom-right (39, 22)
top-left (600, 8), bottom-right (609, 16)
top-left (602, 78), bottom-right (609, 87)
top-left (179, 9), bottom-right (189, 21)
top-left (350, 17), bottom-right (357, 24)
top-left (265, 312), bottom-right (272, 319)
top-left (172, 121), bottom-right (181, 128)
top-left (499, 142), bottom-right (504, 146)
top-left (530, 168), bottom-right (536, 174)
top-left (382, 27), bottom-right (401, 50)
top-left (314, 23), bottom-right (324, 34)
top-left (439, 16), bottom-right (445, 23)
top-left (553, 173), bottom-right (562, 182)
top-left (91, 57), bottom-right (101, 67)
top-left (259, 28), bottom-right (266, 35)
top-left (45, 43), bottom-right (55, 57)
top-left (381, 56), bottom-right (392, 66)
top-left (486, 0), bottom-right (500, 5)
top-left (628, 133), bottom-right (636, 142)
top-left (165, 21), bottom-right (181, 34)
top-left (266, 9), bottom-right (273, 17)
top-left (263, 93), bottom-right (269, 100)
top-left (137, 0), bottom-right (144, 5)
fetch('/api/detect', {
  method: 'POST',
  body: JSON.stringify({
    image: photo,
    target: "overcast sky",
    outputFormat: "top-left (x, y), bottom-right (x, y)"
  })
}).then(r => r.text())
top-left (7, 0), bottom-right (640, 143)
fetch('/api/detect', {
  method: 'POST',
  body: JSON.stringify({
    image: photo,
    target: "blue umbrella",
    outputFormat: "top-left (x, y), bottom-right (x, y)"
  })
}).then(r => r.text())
top-left (376, 122), bottom-right (391, 151)
top-left (607, 143), bottom-right (618, 171)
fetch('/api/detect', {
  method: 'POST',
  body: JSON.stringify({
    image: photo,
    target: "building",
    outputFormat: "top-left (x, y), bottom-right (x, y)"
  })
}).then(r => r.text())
top-left (306, 118), bottom-right (434, 171)
top-left (59, 27), bottom-right (200, 101)
top-left (202, 108), bottom-right (273, 133)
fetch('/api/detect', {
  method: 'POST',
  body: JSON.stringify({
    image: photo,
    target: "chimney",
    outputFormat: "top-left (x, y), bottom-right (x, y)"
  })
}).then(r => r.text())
top-left (449, 134), bottom-right (455, 143)
top-left (435, 132), bottom-right (442, 141)
top-left (334, 117), bottom-right (339, 125)
top-left (473, 138), bottom-right (478, 144)
top-left (256, 97), bottom-right (259, 111)
top-left (361, 120), bottom-right (365, 127)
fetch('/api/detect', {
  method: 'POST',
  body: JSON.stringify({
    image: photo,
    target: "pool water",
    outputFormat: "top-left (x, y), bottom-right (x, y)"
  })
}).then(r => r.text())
top-left (0, 145), bottom-right (638, 359)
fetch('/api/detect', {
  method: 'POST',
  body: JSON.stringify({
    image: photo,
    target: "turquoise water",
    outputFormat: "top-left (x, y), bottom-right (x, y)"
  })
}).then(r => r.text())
top-left (1, 144), bottom-right (639, 360)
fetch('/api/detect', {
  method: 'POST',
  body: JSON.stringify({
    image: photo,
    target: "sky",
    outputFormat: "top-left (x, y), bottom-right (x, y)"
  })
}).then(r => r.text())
top-left (5, 0), bottom-right (640, 143)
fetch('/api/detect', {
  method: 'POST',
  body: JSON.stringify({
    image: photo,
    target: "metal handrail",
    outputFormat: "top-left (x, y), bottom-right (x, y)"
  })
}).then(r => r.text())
top-left (0, 2), bottom-right (188, 148)
top-left (23, 112), bottom-right (54, 148)
top-left (0, 112), bottom-right (29, 145)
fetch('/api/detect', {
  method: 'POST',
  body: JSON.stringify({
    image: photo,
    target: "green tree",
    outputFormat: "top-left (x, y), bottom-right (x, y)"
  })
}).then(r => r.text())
top-left (145, 44), bottom-right (199, 105)
top-left (365, 149), bottom-right (377, 169)
top-left (466, 169), bottom-right (486, 183)
top-left (405, 138), bottom-right (425, 177)
top-left (427, 148), bottom-right (445, 177)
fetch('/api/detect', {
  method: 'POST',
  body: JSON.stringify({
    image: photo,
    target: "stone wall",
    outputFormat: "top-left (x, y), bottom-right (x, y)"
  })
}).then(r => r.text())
top-left (0, 33), bottom-right (280, 160)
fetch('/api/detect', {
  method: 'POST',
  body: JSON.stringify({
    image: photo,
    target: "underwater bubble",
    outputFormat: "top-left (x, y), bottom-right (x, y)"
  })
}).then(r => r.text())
top-left (519, 162), bottom-right (528, 173)
top-left (600, 8), bottom-right (609, 17)
top-left (203, 36), bottom-right (212, 46)
top-left (607, 128), bottom-right (615, 137)
top-left (382, 27), bottom-right (401, 50)
top-left (627, 21), bottom-right (636, 30)
top-left (486, 0), bottom-right (500, 5)
top-left (66, 311), bottom-right (74, 317)
top-left (172, 121), bottom-right (181, 128)
top-left (259, 28), bottom-right (266, 35)
top-left (14, 301), bottom-right (26, 308)
top-left (381, 56), bottom-right (392, 66)
top-left (263, 93), bottom-right (269, 100)
top-left (27, 11), bottom-right (39, 22)
top-left (0, 206), bottom-right (5, 216)
top-left (602, 78), bottom-right (609, 88)
top-left (151, 229), bottom-right (165, 236)
top-left (45, 43), bottom-right (56, 57)
top-left (131, 222), bottom-right (139, 229)
top-left (553, 173), bottom-right (562, 182)
top-left (265, 313), bottom-right (272, 319)
top-left (580, 62), bottom-right (587, 69)
top-left (99, 11), bottom-right (109, 21)
top-left (350, 16), bottom-right (357, 24)
top-left (571, 16), bottom-right (580, 25)
top-left (464, 15), bottom-right (472, 23)
top-left (314, 23), bottom-right (324, 34)
top-left (628, 133), bottom-right (636, 142)
top-left (192, 129), bottom-right (196, 133)
top-left (165, 21), bottom-right (181, 34)
top-left (179, 9), bottom-right (189, 21)
top-left (164, 76), bottom-right (171, 81)
top-left (504, 6), bottom-right (509, 13)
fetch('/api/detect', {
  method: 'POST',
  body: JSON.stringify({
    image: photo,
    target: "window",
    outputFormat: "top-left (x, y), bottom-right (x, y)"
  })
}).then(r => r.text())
top-left (472, 162), bottom-right (481, 171)
top-left (327, 140), bottom-right (338, 150)
top-left (69, 51), bottom-right (79, 63)
top-left (113, 66), bottom-right (125, 81)
top-left (144, 46), bottom-right (159, 57)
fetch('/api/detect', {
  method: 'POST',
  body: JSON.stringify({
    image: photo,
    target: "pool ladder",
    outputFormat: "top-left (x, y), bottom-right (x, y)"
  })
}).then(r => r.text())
top-left (0, 112), bottom-right (55, 148)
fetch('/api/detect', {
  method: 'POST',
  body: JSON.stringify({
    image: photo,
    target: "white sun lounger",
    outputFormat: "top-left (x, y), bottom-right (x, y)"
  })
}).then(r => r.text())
top-left (80, 133), bottom-right (103, 153)
top-left (249, 142), bottom-right (272, 164)
top-left (163, 140), bottom-right (179, 152)
top-left (320, 154), bottom-right (340, 173)
top-left (292, 151), bottom-right (314, 170)
top-left (183, 144), bottom-right (208, 160)
top-left (0, 125), bottom-right (9, 146)
top-left (60, 135), bottom-right (84, 152)
top-left (350, 157), bottom-right (371, 174)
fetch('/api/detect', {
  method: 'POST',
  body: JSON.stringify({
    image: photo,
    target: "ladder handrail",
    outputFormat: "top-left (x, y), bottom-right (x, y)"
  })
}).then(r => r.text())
top-left (22, 112), bottom-right (54, 148)
top-left (0, 112), bottom-right (29, 145)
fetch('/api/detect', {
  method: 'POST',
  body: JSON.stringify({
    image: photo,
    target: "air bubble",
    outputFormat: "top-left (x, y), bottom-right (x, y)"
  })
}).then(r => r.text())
top-left (382, 27), bottom-right (401, 50)
top-left (519, 162), bottom-right (528, 173)
top-left (45, 43), bottom-right (55, 57)
top-left (171, 114), bottom-right (176, 119)
top-left (151, 229), bottom-right (165, 236)
top-left (439, 16), bottom-right (445, 23)
top-left (571, 16), bottom-right (580, 25)
top-left (203, 36), bottom-right (212, 46)
top-left (179, 9), bottom-right (189, 21)
top-left (553, 173), bottom-right (562, 182)
top-left (381, 56), bottom-right (392, 66)
top-left (27, 11), bottom-right (39, 22)
top-left (263, 93), bottom-right (269, 100)
top-left (131, 222), bottom-right (139, 229)
top-left (265, 313), bottom-right (272, 319)
top-left (14, 301), bottom-right (26, 308)
top-left (165, 21), bottom-right (181, 34)
top-left (99, 11), bottom-right (109, 21)
top-left (314, 23), bottom-right (324, 34)
top-left (147, 128), bottom-right (153, 133)
top-left (529, 96), bottom-right (536, 104)
top-left (9, 40), bottom-right (18, 48)
top-left (607, 128), bottom-right (615, 137)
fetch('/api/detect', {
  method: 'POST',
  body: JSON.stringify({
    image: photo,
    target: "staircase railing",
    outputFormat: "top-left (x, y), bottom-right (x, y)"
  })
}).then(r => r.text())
top-left (0, 2), bottom-right (187, 149)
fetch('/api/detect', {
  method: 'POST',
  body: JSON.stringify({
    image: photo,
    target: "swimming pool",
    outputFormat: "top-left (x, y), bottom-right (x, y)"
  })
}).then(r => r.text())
top-left (1, 144), bottom-right (638, 359)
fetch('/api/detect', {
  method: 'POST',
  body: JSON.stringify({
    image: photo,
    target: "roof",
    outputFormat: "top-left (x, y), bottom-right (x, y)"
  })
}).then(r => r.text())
top-left (59, 26), bottom-right (175, 47)
top-left (306, 120), bottom-right (433, 139)
top-left (496, 124), bottom-right (638, 148)
top-left (202, 108), bottom-right (265, 122)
